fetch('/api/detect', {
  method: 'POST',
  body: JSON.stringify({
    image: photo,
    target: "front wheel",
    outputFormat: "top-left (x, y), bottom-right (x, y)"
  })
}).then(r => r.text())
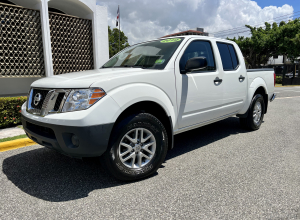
top-left (101, 113), bottom-right (168, 181)
top-left (240, 94), bottom-right (265, 130)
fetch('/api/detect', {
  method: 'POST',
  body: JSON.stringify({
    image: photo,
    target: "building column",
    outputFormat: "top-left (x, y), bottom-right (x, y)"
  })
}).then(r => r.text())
top-left (91, 10), bottom-right (100, 69)
top-left (96, 5), bottom-right (109, 67)
top-left (35, 0), bottom-right (53, 77)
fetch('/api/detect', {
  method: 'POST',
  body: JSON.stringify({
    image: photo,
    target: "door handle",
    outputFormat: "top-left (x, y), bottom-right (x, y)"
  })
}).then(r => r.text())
top-left (239, 75), bottom-right (245, 81)
top-left (214, 77), bottom-right (223, 83)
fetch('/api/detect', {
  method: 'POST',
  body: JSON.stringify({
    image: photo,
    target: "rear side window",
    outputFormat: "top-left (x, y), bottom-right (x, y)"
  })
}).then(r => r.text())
top-left (179, 40), bottom-right (216, 73)
top-left (228, 44), bottom-right (239, 68)
top-left (217, 43), bottom-right (239, 71)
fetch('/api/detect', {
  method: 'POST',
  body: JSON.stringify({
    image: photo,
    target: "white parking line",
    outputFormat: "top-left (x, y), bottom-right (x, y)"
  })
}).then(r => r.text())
top-left (275, 90), bottom-right (300, 92)
top-left (276, 96), bottom-right (300, 99)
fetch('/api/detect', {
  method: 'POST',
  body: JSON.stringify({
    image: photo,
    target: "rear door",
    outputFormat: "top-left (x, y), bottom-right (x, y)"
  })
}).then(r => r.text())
top-left (175, 39), bottom-right (224, 129)
top-left (216, 42), bottom-right (247, 115)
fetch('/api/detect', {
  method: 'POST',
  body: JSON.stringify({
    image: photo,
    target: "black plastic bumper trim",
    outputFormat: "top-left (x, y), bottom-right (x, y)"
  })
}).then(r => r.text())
top-left (22, 115), bottom-right (114, 158)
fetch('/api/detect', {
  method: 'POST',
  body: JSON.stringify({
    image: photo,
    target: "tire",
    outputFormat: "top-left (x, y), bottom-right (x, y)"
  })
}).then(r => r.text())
top-left (101, 113), bottom-right (168, 181)
top-left (240, 94), bottom-right (265, 131)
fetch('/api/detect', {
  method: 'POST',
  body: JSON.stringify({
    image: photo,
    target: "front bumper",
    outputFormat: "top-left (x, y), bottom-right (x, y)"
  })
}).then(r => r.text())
top-left (22, 115), bottom-right (114, 158)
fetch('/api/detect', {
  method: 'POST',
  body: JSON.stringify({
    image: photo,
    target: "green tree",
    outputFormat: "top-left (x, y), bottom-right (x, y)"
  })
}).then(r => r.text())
top-left (229, 22), bottom-right (278, 68)
top-left (108, 26), bottom-right (130, 58)
top-left (276, 19), bottom-right (300, 63)
top-left (229, 18), bottom-right (300, 68)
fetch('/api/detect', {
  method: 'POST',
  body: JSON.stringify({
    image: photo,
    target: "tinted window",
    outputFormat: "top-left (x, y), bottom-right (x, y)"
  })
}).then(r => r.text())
top-left (217, 43), bottom-right (239, 71)
top-left (228, 44), bottom-right (239, 69)
top-left (179, 40), bottom-right (216, 73)
top-left (217, 43), bottom-right (233, 70)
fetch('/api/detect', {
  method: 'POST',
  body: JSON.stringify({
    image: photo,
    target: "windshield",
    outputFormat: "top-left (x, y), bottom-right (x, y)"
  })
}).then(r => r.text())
top-left (102, 38), bottom-right (184, 69)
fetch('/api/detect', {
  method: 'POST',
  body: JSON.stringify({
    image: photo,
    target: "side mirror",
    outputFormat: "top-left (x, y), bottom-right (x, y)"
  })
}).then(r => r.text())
top-left (185, 57), bottom-right (207, 73)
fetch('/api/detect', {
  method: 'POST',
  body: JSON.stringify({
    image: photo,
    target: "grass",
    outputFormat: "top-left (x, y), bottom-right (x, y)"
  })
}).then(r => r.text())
top-left (0, 134), bottom-right (27, 143)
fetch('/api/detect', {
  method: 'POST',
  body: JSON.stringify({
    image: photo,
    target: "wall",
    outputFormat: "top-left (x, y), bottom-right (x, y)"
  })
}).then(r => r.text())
top-left (282, 78), bottom-right (300, 86)
top-left (0, 0), bottom-right (109, 97)
top-left (0, 77), bottom-right (42, 97)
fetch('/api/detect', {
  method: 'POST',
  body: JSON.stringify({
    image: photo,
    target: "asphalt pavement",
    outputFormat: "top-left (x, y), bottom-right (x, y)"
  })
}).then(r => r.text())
top-left (275, 86), bottom-right (300, 98)
top-left (1, 87), bottom-right (300, 219)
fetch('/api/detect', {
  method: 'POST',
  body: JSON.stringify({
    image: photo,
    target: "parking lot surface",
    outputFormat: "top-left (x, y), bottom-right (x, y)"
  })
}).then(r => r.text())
top-left (275, 86), bottom-right (300, 98)
top-left (1, 87), bottom-right (300, 219)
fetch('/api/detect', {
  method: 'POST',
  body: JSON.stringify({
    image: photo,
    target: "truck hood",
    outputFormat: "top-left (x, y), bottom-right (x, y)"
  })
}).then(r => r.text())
top-left (31, 68), bottom-right (153, 90)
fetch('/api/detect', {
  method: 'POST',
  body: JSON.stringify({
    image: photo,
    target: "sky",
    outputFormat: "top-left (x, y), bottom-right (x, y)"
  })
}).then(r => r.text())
top-left (256, 0), bottom-right (299, 12)
top-left (96, 0), bottom-right (298, 45)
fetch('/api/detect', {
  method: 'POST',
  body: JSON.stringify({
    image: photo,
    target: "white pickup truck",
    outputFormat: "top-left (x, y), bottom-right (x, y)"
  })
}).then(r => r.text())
top-left (21, 36), bottom-right (276, 181)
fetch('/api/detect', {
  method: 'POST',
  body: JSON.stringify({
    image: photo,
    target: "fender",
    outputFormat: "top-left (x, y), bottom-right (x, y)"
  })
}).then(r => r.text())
top-left (108, 83), bottom-right (177, 129)
top-left (238, 77), bottom-right (268, 116)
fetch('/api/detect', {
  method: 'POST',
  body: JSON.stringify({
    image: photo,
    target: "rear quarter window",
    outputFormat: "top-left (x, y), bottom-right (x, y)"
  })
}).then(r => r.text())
top-left (217, 42), bottom-right (239, 71)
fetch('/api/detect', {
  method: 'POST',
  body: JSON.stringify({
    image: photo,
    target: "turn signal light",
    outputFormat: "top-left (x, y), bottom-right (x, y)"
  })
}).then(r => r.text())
top-left (94, 89), bottom-right (103, 93)
top-left (89, 88), bottom-right (106, 105)
top-left (91, 92), bottom-right (105, 99)
top-left (89, 99), bottom-right (98, 105)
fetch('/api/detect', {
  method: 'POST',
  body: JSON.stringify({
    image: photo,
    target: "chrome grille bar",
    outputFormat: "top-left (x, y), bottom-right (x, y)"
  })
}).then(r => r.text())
top-left (27, 88), bottom-right (70, 117)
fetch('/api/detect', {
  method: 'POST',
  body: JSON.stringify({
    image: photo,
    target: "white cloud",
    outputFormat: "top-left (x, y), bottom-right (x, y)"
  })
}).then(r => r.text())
top-left (97, 0), bottom-right (294, 44)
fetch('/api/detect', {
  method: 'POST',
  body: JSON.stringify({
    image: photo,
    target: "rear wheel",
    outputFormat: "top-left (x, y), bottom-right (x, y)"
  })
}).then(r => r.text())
top-left (240, 94), bottom-right (265, 130)
top-left (101, 113), bottom-right (168, 181)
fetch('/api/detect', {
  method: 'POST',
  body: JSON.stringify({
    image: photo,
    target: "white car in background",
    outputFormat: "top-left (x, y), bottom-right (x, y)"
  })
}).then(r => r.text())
top-left (286, 70), bottom-right (299, 78)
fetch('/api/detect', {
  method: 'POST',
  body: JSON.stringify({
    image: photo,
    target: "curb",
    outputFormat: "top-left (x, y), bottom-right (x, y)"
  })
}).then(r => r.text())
top-left (0, 138), bottom-right (36, 152)
top-left (275, 85), bottom-right (300, 87)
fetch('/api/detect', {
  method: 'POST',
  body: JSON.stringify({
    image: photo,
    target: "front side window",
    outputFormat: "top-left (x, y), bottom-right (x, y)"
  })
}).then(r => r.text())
top-left (179, 40), bottom-right (216, 73)
top-left (217, 42), bottom-right (239, 71)
top-left (102, 38), bottom-right (184, 70)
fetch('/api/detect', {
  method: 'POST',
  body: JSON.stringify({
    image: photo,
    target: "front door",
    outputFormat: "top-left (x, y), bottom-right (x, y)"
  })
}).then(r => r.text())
top-left (175, 39), bottom-right (224, 130)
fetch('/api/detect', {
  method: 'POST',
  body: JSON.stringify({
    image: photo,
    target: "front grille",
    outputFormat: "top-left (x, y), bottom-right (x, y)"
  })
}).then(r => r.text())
top-left (28, 88), bottom-right (68, 116)
top-left (26, 122), bottom-right (56, 139)
top-left (31, 89), bottom-right (50, 110)
top-left (54, 93), bottom-right (65, 111)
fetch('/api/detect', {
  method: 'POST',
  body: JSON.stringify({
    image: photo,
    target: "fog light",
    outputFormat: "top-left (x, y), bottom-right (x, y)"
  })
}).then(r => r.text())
top-left (71, 135), bottom-right (80, 147)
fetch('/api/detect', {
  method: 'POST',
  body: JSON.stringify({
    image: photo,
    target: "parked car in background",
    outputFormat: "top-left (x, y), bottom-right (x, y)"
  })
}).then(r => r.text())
top-left (21, 36), bottom-right (276, 181)
top-left (286, 70), bottom-right (299, 78)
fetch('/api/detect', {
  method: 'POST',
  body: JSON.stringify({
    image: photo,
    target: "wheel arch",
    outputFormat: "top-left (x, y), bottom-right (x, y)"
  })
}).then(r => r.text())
top-left (237, 77), bottom-right (269, 118)
top-left (253, 86), bottom-right (268, 114)
top-left (107, 84), bottom-right (177, 150)
top-left (109, 100), bottom-right (174, 150)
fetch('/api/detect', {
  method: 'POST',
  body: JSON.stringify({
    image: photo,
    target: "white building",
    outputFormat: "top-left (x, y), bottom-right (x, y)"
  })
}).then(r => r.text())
top-left (267, 55), bottom-right (291, 65)
top-left (0, 0), bottom-right (109, 97)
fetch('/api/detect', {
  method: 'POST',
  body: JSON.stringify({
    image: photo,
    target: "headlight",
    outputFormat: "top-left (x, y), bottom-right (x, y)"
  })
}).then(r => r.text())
top-left (62, 88), bottom-right (106, 112)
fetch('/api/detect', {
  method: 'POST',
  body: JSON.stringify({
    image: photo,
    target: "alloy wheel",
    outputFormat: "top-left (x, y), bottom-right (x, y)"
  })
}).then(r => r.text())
top-left (118, 128), bottom-right (156, 169)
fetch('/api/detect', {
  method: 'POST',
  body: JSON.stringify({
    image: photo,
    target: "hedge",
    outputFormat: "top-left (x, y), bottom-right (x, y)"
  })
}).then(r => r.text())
top-left (276, 76), bottom-right (282, 84)
top-left (0, 97), bottom-right (27, 128)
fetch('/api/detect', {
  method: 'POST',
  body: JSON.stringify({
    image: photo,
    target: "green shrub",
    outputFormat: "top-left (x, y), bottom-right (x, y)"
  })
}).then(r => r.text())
top-left (276, 76), bottom-right (282, 84)
top-left (0, 97), bottom-right (27, 128)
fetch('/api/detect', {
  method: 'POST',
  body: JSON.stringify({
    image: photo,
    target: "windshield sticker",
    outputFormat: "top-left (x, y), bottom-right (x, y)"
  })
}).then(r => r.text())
top-left (155, 59), bottom-right (165, 64)
top-left (160, 38), bottom-right (182, 43)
